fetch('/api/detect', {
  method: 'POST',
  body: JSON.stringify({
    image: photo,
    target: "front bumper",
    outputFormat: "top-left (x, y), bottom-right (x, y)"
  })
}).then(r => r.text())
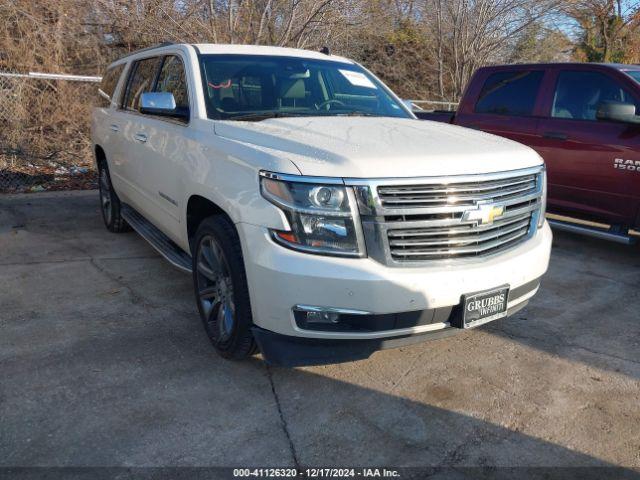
top-left (252, 299), bottom-right (531, 367)
top-left (238, 220), bottom-right (552, 344)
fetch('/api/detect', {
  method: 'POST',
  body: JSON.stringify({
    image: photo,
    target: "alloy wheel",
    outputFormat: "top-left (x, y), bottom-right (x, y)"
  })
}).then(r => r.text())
top-left (99, 167), bottom-right (113, 225)
top-left (196, 235), bottom-right (236, 342)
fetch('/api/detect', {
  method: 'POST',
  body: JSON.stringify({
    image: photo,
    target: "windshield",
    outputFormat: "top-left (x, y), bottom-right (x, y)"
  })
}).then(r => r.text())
top-left (624, 70), bottom-right (640, 84)
top-left (198, 54), bottom-right (411, 121)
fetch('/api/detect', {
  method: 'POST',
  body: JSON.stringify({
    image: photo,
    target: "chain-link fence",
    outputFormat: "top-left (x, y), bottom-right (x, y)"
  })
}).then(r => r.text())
top-left (0, 72), bottom-right (101, 193)
top-left (0, 71), bottom-right (459, 194)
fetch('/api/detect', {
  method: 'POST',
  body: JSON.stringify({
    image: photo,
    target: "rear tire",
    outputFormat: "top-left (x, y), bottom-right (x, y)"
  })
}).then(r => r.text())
top-left (192, 216), bottom-right (257, 360)
top-left (98, 162), bottom-right (130, 233)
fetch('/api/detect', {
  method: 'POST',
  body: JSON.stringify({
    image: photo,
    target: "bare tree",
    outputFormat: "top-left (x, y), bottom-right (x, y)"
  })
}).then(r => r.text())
top-left (565, 0), bottom-right (640, 62)
top-left (6, 0), bottom-right (638, 177)
top-left (424, 0), bottom-right (559, 100)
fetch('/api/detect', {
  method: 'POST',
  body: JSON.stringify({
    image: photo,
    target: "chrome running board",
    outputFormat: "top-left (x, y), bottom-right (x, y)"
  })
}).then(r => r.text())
top-left (121, 204), bottom-right (192, 273)
top-left (548, 219), bottom-right (636, 245)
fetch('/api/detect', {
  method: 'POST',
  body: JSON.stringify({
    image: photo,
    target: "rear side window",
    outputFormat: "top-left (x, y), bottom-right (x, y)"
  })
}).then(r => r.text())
top-left (552, 70), bottom-right (640, 121)
top-left (98, 64), bottom-right (125, 108)
top-left (123, 57), bottom-right (161, 111)
top-left (475, 71), bottom-right (544, 117)
top-left (155, 55), bottom-right (190, 121)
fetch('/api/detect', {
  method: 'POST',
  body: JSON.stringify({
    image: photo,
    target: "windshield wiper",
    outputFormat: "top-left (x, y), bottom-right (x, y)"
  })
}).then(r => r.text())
top-left (226, 111), bottom-right (381, 121)
top-left (226, 112), bottom-right (308, 122)
top-left (334, 111), bottom-right (379, 117)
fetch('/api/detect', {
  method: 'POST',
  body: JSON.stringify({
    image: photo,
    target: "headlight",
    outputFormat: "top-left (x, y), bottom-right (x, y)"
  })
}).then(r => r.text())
top-left (538, 166), bottom-right (547, 228)
top-left (260, 172), bottom-right (366, 257)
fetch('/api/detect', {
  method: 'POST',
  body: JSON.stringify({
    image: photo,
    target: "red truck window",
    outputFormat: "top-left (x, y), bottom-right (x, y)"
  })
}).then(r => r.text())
top-left (475, 70), bottom-right (544, 117)
top-left (552, 70), bottom-right (640, 121)
top-left (625, 70), bottom-right (640, 84)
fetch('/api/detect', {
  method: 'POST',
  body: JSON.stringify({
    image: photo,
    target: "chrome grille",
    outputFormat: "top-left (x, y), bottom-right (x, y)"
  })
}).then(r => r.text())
top-left (387, 210), bottom-right (532, 260)
top-left (377, 174), bottom-right (537, 208)
top-left (350, 167), bottom-right (544, 266)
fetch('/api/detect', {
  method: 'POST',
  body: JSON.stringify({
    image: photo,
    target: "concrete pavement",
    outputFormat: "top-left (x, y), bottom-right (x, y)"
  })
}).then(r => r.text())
top-left (1, 191), bottom-right (639, 470)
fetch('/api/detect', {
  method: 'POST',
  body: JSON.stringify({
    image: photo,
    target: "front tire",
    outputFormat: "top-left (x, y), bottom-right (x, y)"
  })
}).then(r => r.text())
top-left (192, 216), bottom-right (257, 360)
top-left (98, 162), bottom-right (130, 233)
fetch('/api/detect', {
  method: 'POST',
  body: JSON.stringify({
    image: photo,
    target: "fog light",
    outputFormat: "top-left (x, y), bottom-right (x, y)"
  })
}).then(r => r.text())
top-left (293, 305), bottom-right (371, 329)
top-left (306, 311), bottom-right (340, 324)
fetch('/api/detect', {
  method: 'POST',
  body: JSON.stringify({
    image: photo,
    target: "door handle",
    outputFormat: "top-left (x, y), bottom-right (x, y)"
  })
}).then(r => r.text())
top-left (134, 133), bottom-right (147, 143)
top-left (109, 124), bottom-right (119, 132)
top-left (542, 131), bottom-right (568, 141)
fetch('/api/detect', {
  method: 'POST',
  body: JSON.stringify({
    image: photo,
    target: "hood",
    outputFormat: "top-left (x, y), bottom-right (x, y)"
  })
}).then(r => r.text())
top-left (214, 116), bottom-right (542, 178)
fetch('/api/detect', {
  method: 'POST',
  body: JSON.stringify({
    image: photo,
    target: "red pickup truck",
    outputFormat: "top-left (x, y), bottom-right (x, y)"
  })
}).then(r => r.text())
top-left (415, 63), bottom-right (640, 243)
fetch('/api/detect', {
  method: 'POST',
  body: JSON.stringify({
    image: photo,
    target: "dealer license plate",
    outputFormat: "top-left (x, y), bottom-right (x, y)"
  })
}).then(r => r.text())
top-left (462, 286), bottom-right (510, 328)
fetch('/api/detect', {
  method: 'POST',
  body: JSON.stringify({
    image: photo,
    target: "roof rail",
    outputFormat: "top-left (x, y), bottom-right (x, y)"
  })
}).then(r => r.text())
top-left (118, 42), bottom-right (176, 60)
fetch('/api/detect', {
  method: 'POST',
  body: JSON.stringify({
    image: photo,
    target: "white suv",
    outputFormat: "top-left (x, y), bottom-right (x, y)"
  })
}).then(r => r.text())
top-left (92, 43), bottom-right (552, 366)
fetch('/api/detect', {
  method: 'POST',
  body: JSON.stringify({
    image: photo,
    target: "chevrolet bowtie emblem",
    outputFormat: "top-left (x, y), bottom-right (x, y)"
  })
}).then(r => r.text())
top-left (463, 204), bottom-right (505, 225)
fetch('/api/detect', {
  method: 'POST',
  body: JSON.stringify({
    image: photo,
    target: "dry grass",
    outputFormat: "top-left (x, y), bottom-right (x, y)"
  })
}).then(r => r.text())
top-left (0, 77), bottom-right (97, 192)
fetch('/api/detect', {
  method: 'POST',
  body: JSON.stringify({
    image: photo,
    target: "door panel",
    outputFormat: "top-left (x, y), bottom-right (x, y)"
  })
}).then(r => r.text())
top-left (132, 117), bottom-right (186, 240)
top-left (536, 118), bottom-right (640, 223)
top-left (117, 56), bottom-right (163, 217)
top-left (94, 64), bottom-right (131, 202)
top-left (104, 108), bottom-right (137, 204)
top-left (456, 111), bottom-right (541, 150)
top-left (536, 69), bottom-right (640, 226)
top-left (132, 54), bottom-right (192, 243)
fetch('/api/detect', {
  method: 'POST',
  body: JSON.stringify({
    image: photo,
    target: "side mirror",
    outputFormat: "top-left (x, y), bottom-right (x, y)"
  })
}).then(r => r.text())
top-left (596, 102), bottom-right (640, 124)
top-left (140, 92), bottom-right (188, 120)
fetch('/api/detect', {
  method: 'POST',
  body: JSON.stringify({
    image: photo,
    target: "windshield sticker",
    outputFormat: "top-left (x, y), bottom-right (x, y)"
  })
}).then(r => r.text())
top-left (339, 70), bottom-right (377, 89)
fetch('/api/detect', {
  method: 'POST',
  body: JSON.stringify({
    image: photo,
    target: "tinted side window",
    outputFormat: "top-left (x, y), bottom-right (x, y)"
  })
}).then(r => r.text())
top-left (475, 71), bottom-right (544, 116)
top-left (98, 64), bottom-right (125, 108)
top-left (155, 55), bottom-right (190, 120)
top-left (625, 70), bottom-right (640, 84)
top-left (123, 57), bottom-right (161, 111)
top-left (552, 71), bottom-right (640, 121)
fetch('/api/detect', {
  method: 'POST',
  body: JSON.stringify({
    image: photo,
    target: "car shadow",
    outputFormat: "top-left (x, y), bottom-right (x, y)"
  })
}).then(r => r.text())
top-left (263, 360), bottom-right (638, 475)
top-left (1, 318), bottom-right (635, 473)
top-left (484, 229), bottom-right (640, 382)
